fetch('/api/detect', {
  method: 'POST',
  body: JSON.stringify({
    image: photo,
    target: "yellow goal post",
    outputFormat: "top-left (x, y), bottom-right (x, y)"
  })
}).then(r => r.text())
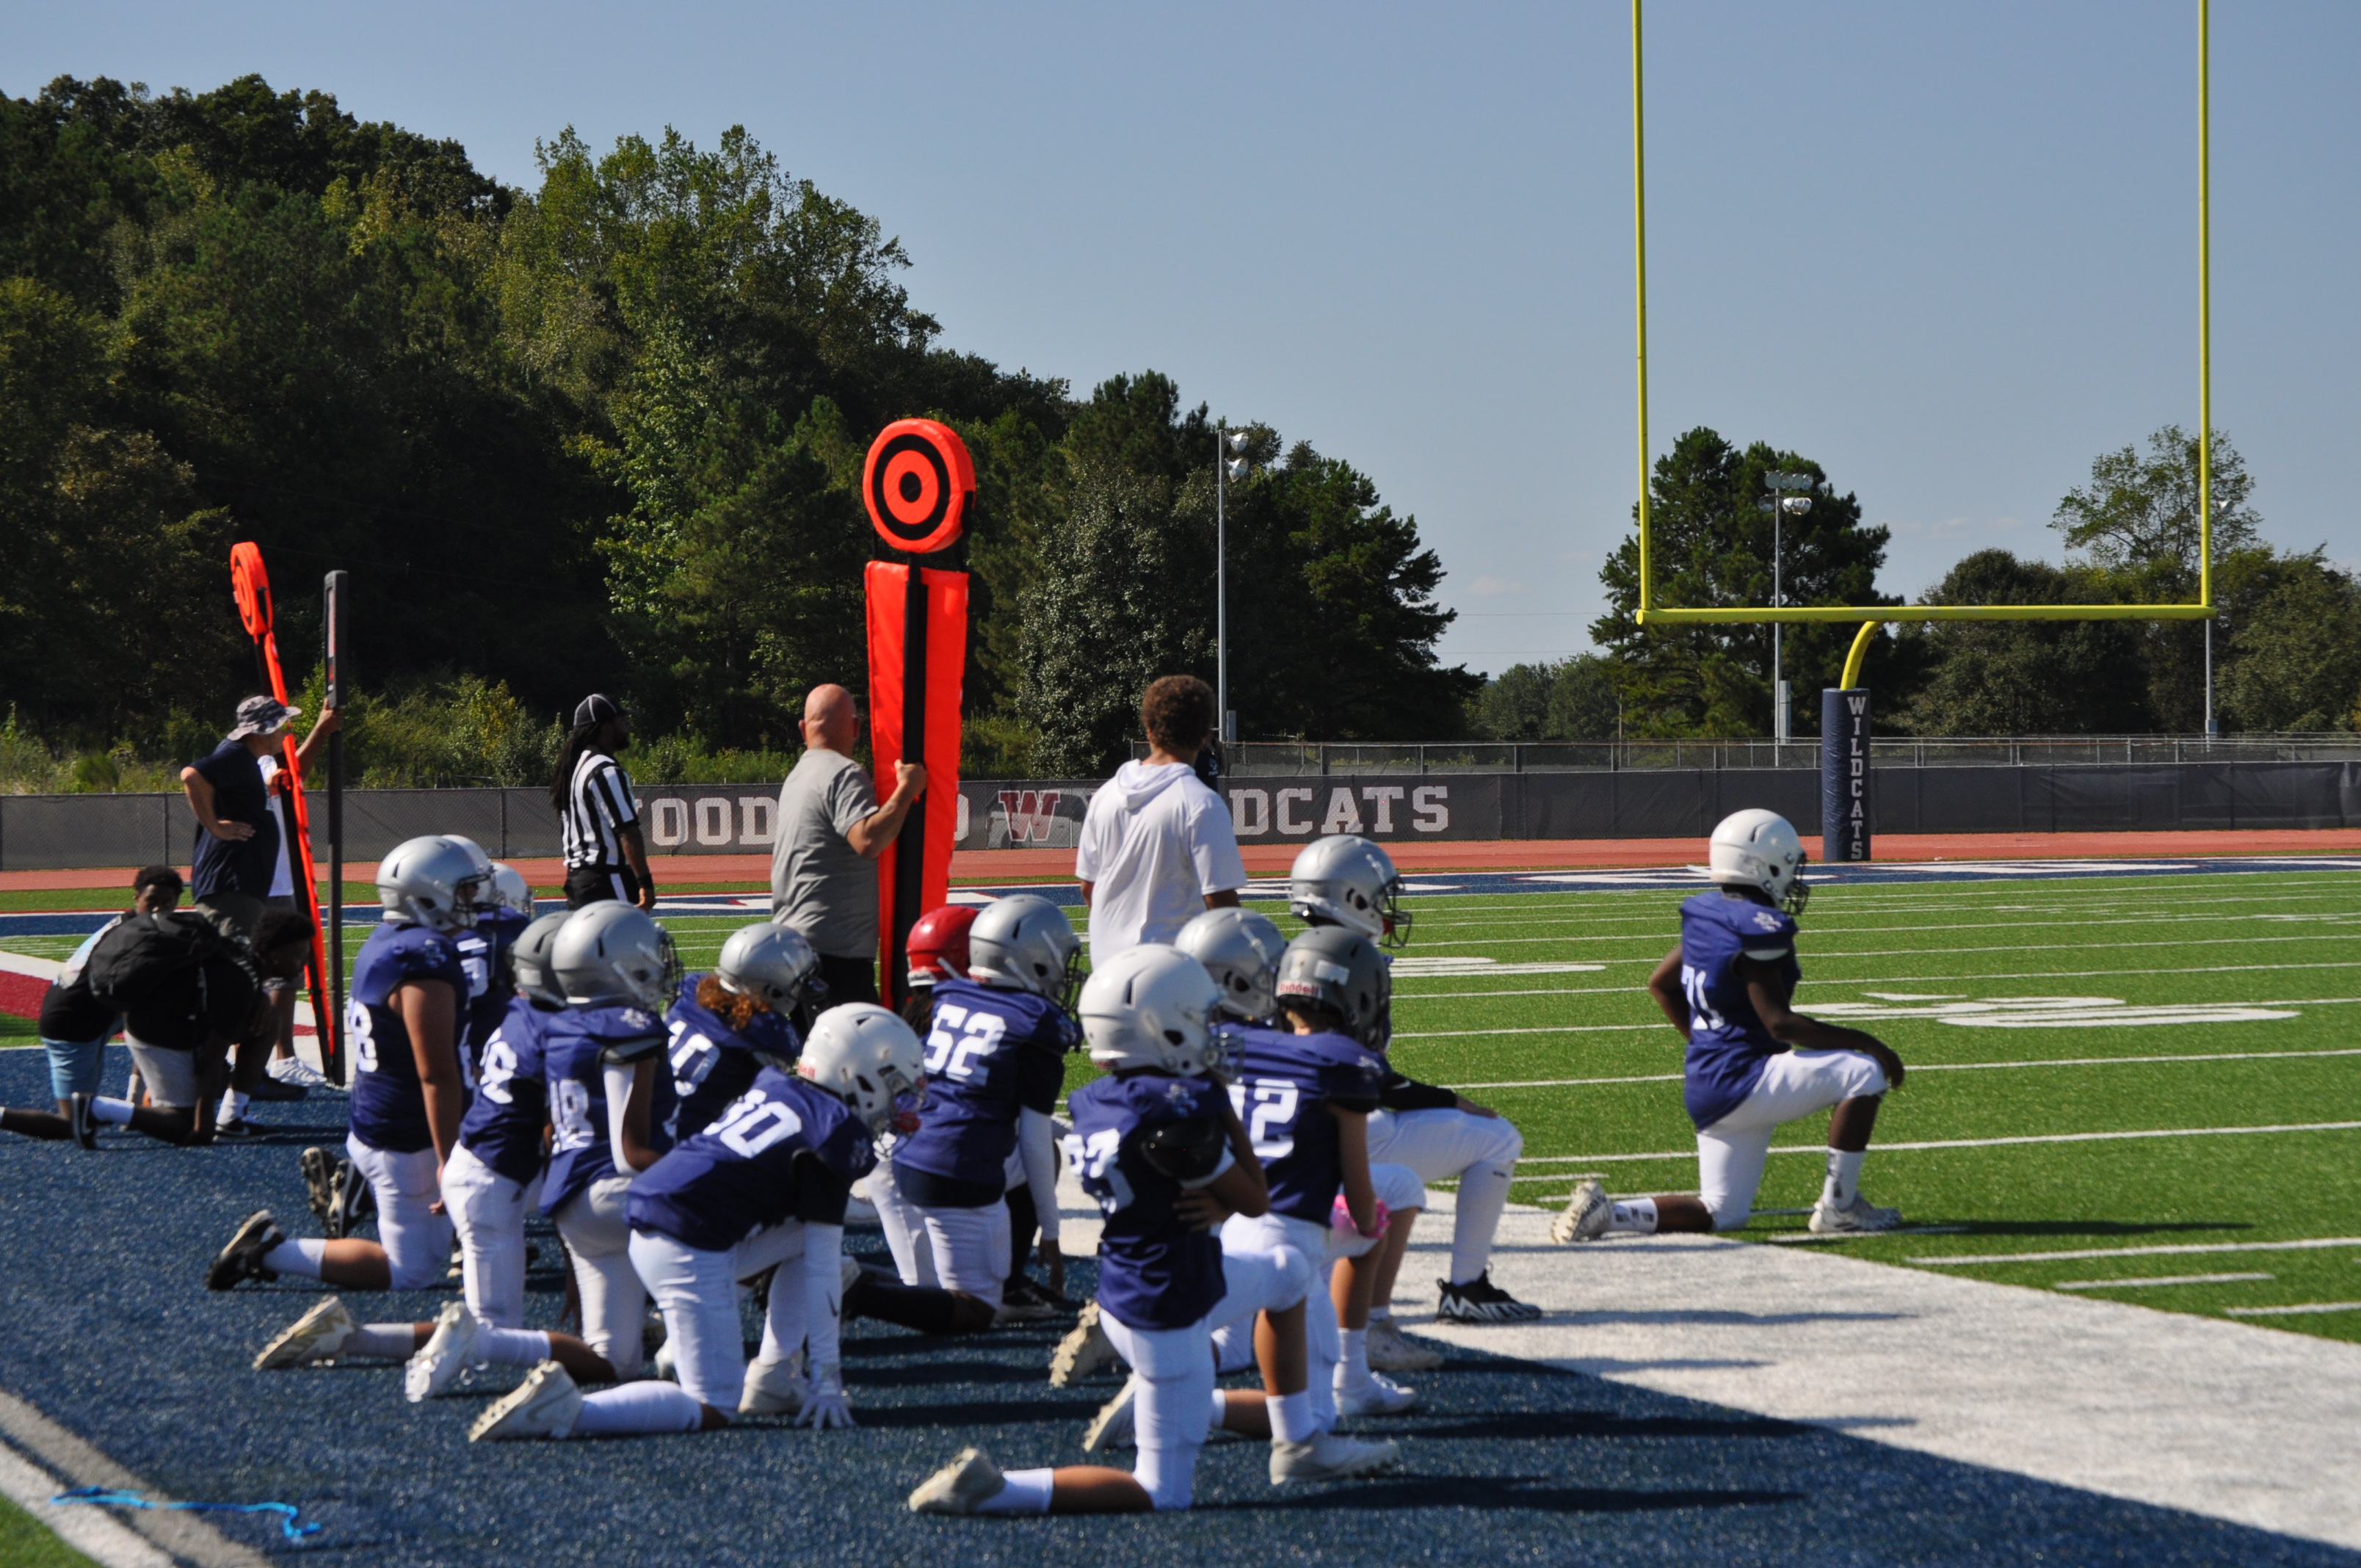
top-left (1628, 0), bottom-right (2218, 652)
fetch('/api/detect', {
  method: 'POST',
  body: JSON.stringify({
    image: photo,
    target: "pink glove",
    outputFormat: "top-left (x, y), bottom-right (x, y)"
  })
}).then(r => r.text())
top-left (1332, 1194), bottom-right (1389, 1240)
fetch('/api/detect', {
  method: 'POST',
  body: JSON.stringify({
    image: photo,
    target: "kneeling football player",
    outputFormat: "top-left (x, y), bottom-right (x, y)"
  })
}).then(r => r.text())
top-left (1553, 809), bottom-right (1907, 1244)
top-left (470, 1002), bottom-right (922, 1440)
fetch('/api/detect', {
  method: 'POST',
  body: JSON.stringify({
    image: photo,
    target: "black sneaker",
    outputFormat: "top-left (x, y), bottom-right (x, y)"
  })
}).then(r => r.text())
top-left (994, 1278), bottom-right (1064, 1323)
top-left (300, 1147), bottom-right (340, 1235)
top-left (68, 1092), bottom-right (98, 1150)
top-left (206, 1210), bottom-right (285, 1290)
top-left (215, 1116), bottom-right (259, 1139)
top-left (1434, 1271), bottom-right (1544, 1324)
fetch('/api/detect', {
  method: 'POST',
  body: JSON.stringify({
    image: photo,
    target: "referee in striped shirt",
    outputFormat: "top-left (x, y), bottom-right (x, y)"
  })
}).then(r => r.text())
top-left (552, 694), bottom-right (656, 910)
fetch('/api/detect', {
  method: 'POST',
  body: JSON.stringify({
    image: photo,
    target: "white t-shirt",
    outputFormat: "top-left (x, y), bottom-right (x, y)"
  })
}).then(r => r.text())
top-left (1074, 761), bottom-right (1247, 965)
top-left (258, 755), bottom-right (294, 898)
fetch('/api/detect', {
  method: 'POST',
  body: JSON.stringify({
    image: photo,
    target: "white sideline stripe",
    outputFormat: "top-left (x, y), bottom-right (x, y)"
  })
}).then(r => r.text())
top-left (1509, 1121), bottom-right (2361, 1167)
top-left (1411, 932), bottom-right (2354, 959)
top-left (1400, 1199), bottom-right (2361, 1550)
top-left (2055, 1274), bottom-right (2273, 1291)
top-left (0, 1387), bottom-right (265, 1567)
top-left (1445, 1045), bottom-right (2361, 1092)
top-left (0, 1443), bottom-right (174, 1568)
top-left (1913, 1238), bottom-right (2361, 1266)
top-left (1393, 1022), bottom-right (1662, 1039)
top-left (2226, 1302), bottom-right (2361, 1318)
top-left (1767, 1226), bottom-right (1970, 1243)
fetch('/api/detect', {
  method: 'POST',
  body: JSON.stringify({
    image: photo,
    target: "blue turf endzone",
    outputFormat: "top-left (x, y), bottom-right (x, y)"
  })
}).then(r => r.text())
top-left (0, 1047), bottom-right (2352, 1567)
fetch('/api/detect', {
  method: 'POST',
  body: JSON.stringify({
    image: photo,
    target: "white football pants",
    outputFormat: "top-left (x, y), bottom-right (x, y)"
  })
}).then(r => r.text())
top-left (443, 1144), bottom-right (532, 1326)
top-left (627, 1222), bottom-right (813, 1415)
top-left (1211, 1164), bottom-right (1424, 1382)
top-left (555, 1175), bottom-right (645, 1377)
top-left (1697, 1049), bottom-right (1887, 1230)
top-left (345, 1133), bottom-right (452, 1292)
top-left (1366, 1106), bottom-right (1523, 1285)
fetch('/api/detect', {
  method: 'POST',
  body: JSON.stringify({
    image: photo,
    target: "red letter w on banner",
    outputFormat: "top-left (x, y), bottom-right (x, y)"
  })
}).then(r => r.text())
top-left (995, 790), bottom-right (1063, 843)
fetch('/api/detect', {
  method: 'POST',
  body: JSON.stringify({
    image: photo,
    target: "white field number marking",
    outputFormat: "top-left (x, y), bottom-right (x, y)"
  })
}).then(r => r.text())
top-left (1805, 995), bottom-right (2301, 1028)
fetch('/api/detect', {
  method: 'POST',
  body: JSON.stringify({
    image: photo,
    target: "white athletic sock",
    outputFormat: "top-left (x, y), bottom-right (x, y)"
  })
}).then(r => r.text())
top-left (218, 1089), bottom-right (250, 1122)
top-left (1824, 1149), bottom-right (1865, 1208)
top-left (88, 1097), bottom-right (134, 1126)
top-left (973, 1467), bottom-right (1055, 1515)
top-left (1453, 1158), bottom-right (1515, 1284)
top-left (570, 1382), bottom-right (705, 1437)
top-left (1609, 1198), bottom-right (1659, 1235)
top-left (346, 1325), bottom-right (416, 1360)
top-left (1208, 1389), bottom-right (1231, 1436)
top-left (473, 1326), bottom-right (553, 1367)
top-left (1269, 1390), bottom-right (1317, 1445)
top-left (1368, 1305), bottom-right (1393, 1324)
top-left (261, 1238), bottom-right (327, 1278)
top-left (1336, 1329), bottom-right (1371, 1394)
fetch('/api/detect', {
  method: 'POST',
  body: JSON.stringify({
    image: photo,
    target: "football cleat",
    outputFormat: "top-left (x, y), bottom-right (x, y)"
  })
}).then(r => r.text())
top-left (269, 1056), bottom-right (336, 1093)
top-left (993, 1280), bottom-right (1060, 1324)
top-left (1270, 1431), bottom-right (1401, 1484)
top-left (253, 1297), bottom-right (356, 1370)
top-left (214, 1116), bottom-right (258, 1139)
top-left (469, 1361), bottom-right (582, 1442)
top-left (300, 1147), bottom-right (340, 1235)
top-left (406, 1302), bottom-right (482, 1403)
top-left (338, 1158), bottom-right (374, 1231)
top-left (1551, 1178), bottom-right (1611, 1244)
top-left (1336, 1371), bottom-right (1419, 1419)
top-left (206, 1210), bottom-right (283, 1291)
top-left (246, 1073), bottom-right (306, 1103)
top-left (1808, 1194), bottom-right (1903, 1234)
top-left (1048, 1299), bottom-right (1120, 1387)
top-left (1364, 1318), bottom-right (1446, 1371)
top-left (908, 1447), bottom-right (1008, 1514)
top-left (68, 1092), bottom-right (98, 1151)
top-left (739, 1354), bottom-right (810, 1416)
top-left (1434, 1272), bottom-right (1543, 1325)
top-left (1080, 1376), bottom-right (1136, 1453)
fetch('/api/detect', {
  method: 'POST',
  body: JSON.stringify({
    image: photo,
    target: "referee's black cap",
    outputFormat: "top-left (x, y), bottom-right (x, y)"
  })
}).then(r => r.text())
top-left (573, 693), bottom-right (621, 730)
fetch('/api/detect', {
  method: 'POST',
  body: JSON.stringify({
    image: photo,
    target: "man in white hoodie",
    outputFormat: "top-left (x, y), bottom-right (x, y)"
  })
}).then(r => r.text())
top-left (1074, 676), bottom-right (1247, 967)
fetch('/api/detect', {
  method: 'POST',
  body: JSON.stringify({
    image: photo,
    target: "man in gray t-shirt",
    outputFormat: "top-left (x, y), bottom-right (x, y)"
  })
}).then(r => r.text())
top-left (771, 683), bottom-right (924, 1005)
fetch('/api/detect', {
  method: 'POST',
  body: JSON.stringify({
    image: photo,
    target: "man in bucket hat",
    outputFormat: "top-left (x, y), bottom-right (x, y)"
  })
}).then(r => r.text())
top-left (180, 695), bottom-right (334, 939)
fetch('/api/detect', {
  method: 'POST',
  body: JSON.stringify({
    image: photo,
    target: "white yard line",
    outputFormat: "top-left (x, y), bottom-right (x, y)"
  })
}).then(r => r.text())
top-left (1392, 959), bottom-right (2361, 999)
top-left (2225, 1302), bottom-right (2361, 1318)
top-left (2054, 1273), bottom-right (2272, 1291)
top-left (0, 1387), bottom-right (266, 1567)
top-left (1392, 1199), bottom-right (2361, 1551)
top-left (1912, 1237), bottom-right (2361, 1266)
top-left (1506, 1121), bottom-right (2361, 1169)
top-left (1446, 1045), bottom-right (2361, 1092)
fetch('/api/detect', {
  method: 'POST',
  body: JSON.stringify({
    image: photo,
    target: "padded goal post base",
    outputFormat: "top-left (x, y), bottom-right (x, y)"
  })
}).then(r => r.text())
top-left (1823, 688), bottom-right (1871, 863)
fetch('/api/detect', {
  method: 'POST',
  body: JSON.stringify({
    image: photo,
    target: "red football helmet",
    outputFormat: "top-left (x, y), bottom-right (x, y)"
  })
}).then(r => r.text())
top-left (905, 904), bottom-right (977, 987)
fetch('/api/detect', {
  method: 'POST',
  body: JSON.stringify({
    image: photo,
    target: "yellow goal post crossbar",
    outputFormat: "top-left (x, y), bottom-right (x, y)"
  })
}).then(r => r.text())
top-left (1629, 0), bottom-right (2216, 631)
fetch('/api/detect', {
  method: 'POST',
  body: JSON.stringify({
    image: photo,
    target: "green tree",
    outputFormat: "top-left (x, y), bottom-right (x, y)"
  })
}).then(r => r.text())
top-left (2218, 552), bottom-right (2361, 732)
top-left (1893, 551), bottom-right (2154, 735)
top-left (1472, 653), bottom-right (1621, 741)
top-left (1594, 428), bottom-right (1897, 736)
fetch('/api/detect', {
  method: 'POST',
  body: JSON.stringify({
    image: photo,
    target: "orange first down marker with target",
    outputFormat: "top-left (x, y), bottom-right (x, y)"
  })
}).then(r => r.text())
top-left (861, 420), bottom-right (972, 1002)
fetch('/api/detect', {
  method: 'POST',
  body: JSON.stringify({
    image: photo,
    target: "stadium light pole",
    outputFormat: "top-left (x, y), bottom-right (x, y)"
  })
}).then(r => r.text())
top-left (1216, 426), bottom-right (1249, 744)
top-left (1761, 471), bottom-right (1813, 742)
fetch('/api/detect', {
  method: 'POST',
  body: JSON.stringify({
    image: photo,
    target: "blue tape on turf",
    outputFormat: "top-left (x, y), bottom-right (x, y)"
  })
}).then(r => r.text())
top-left (51, 1484), bottom-right (321, 1542)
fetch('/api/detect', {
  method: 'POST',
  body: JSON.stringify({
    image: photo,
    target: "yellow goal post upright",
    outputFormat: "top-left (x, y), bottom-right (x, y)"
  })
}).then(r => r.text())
top-left (1626, 0), bottom-right (2218, 861)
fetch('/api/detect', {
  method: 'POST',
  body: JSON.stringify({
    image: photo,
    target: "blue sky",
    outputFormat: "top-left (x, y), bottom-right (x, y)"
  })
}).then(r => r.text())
top-left (12, 1), bottom-right (2357, 675)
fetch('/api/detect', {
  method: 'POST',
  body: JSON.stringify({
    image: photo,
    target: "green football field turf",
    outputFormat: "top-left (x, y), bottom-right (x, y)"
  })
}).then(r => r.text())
top-left (8, 868), bottom-right (2356, 1343)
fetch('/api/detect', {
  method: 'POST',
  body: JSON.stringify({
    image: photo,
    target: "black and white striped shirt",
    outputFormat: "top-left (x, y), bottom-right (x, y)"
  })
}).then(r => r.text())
top-left (562, 749), bottom-right (641, 869)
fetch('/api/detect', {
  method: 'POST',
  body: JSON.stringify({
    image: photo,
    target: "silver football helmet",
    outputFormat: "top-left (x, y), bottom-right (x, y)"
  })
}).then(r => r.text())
top-left (1174, 907), bottom-right (1287, 1023)
top-left (1273, 925), bottom-right (1391, 1048)
top-left (1078, 944), bottom-right (1224, 1078)
top-left (509, 911), bottom-right (570, 1006)
top-left (717, 921), bottom-right (820, 1014)
top-left (486, 863), bottom-right (533, 919)
top-left (377, 835), bottom-right (484, 932)
top-left (967, 893), bottom-right (1082, 1003)
top-left (551, 903), bottom-right (679, 1012)
top-left (1288, 835), bottom-right (1411, 947)
top-left (798, 1003), bottom-right (927, 1136)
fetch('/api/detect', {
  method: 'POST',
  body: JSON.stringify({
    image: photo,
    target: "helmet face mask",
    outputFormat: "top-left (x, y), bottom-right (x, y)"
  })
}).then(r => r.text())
top-left (967, 894), bottom-right (1082, 1005)
top-left (1078, 945), bottom-right (1223, 1078)
top-left (1288, 835), bottom-right (1413, 948)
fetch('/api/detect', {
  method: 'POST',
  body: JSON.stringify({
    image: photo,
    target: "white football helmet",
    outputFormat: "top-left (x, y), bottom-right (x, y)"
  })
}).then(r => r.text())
top-left (551, 903), bottom-right (680, 1011)
top-left (377, 835), bottom-right (483, 932)
top-left (487, 863), bottom-right (533, 918)
top-left (798, 1003), bottom-right (927, 1136)
top-left (1288, 835), bottom-right (1411, 947)
top-left (1174, 907), bottom-right (1286, 1023)
top-left (717, 922), bottom-right (820, 1014)
top-left (968, 894), bottom-right (1082, 1003)
top-left (1078, 944), bottom-right (1224, 1077)
top-left (509, 911), bottom-right (570, 1006)
top-left (1708, 808), bottom-right (1810, 916)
